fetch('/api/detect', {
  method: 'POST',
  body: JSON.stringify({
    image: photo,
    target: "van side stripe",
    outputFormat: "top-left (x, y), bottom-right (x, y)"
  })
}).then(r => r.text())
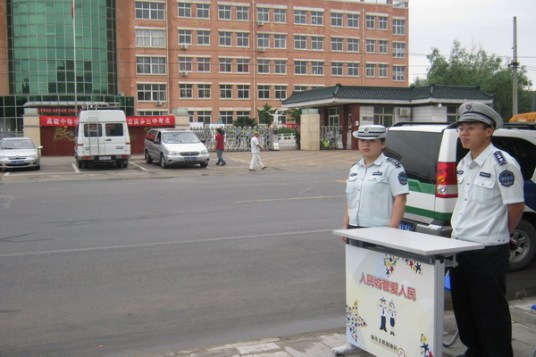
top-left (408, 179), bottom-right (436, 194)
top-left (405, 206), bottom-right (452, 221)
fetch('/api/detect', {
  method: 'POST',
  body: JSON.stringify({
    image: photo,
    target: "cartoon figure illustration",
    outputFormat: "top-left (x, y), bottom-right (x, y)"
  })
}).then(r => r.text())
top-left (346, 300), bottom-right (367, 342)
top-left (419, 333), bottom-right (434, 357)
top-left (388, 300), bottom-right (397, 336)
top-left (378, 297), bottom-right (387, 332)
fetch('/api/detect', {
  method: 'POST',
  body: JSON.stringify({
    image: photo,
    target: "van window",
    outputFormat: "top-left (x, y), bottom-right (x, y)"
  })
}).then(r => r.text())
top-left (84, 124), bottom-right (102, 137)
top-left (106, 123), bottom-right (123, 137)
top-left (492, 137), bottom-right (536, 180)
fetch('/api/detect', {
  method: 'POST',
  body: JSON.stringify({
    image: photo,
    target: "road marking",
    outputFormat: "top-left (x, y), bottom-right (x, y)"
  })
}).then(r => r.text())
top-left (130, 161), bottom-right (149, 172)
top-left (3, 172), bottom-right (10, 176)
top-left (236, 195), bottom-right (343, 203)
top-left (71, 163), bottom-right (80, 173)
top-left (0, 229), bottom-right (332, 258)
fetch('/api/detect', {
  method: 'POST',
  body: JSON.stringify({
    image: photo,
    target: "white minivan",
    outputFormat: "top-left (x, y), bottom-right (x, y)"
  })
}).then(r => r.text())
top-left (74, 109), bottom-right (131, 169)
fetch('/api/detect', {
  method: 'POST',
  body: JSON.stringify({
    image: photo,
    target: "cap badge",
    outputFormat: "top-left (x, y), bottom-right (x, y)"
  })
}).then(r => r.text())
top-left (465, 104), bottom-right (472, 110)
top-left (364, 127), bottom-right (370, 133)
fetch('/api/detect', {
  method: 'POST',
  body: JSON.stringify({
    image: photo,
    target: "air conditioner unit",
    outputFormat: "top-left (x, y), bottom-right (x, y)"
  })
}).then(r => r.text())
top-left (399, 107), bottom-right (411, 116)
top-left (179, 43), bottom-right (188, 50)
top-left (257, 20), bottom-right (265, 26)
top-left (180, 71), bottom-right (188, 77)
top-left (258, 47), bottom-right (266, 53)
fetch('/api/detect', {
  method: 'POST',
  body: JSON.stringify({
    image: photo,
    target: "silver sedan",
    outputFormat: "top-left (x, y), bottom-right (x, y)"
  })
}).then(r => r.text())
top-left (0, 137), bottom-right (42, 172)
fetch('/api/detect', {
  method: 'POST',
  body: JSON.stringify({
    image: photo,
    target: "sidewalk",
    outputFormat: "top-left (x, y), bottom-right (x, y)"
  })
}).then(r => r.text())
top-left (136, 298), bottom-right (536, 357)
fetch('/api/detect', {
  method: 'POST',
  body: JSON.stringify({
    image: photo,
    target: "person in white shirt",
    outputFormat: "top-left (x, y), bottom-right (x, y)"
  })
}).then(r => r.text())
top-left (249, 131), bottom-right (267, 171)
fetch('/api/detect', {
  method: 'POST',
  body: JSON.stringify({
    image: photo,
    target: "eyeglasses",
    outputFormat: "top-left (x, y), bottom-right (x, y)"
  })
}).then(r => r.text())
top-left (456, 125), bottom-right (485, 133)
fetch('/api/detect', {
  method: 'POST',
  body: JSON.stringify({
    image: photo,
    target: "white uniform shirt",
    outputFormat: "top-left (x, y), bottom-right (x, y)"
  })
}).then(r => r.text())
top-left (346, 153), bottom-right (409, 227)
top-left (452, 144), bottom-right (524, 245)
top-left (251, 136), bottom-right (260, 154)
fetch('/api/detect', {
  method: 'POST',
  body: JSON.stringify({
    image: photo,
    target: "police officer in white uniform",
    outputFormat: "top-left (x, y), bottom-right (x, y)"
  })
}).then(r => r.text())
top-left (450, 102), bottom-right (525, 357)
top-left (333, 125), bottom-right (409, 356)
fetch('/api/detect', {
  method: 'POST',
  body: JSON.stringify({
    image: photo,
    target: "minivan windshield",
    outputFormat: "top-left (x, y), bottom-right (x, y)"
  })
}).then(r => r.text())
top-left (162, 132), bottom-right (200, 144)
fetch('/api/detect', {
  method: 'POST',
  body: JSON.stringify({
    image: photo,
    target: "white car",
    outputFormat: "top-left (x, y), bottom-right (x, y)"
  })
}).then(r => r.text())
top-left (144, 129), bottom-right (209, 168)
top-left (0, 137), bottom-right (42, 172)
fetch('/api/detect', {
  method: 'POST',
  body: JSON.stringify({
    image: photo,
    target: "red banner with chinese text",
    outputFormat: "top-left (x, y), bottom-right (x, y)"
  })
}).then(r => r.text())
top-left (40, 116), bottom-right (176, 127)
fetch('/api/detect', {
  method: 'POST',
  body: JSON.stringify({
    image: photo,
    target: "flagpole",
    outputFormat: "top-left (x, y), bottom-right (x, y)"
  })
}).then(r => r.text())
top-left (72, 0), bottom-right (78, 114)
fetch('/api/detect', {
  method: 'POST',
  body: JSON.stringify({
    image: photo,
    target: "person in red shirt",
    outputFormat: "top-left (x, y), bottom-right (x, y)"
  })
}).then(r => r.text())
top-left (215, 127), bottom-right (226, 166)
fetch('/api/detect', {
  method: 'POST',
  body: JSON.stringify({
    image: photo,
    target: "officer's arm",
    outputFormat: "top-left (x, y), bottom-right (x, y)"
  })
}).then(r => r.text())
top-left (507, 202), bottom-right (525, 236)
top-left (390, 194), bottom-right (407, 229)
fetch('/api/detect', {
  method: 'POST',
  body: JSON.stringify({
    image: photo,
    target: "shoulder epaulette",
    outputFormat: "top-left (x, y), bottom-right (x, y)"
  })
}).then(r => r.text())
top-left (386, 157), bottom-right (401, 168)
top-left (494, 151), bottom-right (506, 166)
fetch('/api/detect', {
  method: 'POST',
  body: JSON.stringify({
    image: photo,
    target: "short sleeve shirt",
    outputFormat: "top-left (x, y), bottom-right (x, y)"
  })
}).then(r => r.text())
top-left (345, 153), bottom-right (409, 227)
top-left (251, 136), bottom-right (260, 154)
top-left (451, 144), bottom-right (524, 245)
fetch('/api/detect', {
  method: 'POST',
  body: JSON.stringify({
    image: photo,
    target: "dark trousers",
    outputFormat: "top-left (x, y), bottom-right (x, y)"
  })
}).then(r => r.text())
top-left (450, 244), bottom-right (513, 357)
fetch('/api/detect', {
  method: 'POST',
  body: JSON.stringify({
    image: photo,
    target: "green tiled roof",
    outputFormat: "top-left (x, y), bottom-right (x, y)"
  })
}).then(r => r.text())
top-left (282, 84), bottom-right (494, 107)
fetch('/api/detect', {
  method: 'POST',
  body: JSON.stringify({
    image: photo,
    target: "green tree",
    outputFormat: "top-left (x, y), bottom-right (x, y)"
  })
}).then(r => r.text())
top-left (415, 40), bottom-right (533, 119)
top-left (258, 103), bottom-right (275, 126)
top-left (288, 108), bottom-right (302, 124)
top-left (233, 117), bottom-right (256, 127)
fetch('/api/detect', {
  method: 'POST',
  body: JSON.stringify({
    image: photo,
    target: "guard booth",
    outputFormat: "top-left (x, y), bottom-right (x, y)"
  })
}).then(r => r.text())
top-left (333, 227), bottom-right (483, 357)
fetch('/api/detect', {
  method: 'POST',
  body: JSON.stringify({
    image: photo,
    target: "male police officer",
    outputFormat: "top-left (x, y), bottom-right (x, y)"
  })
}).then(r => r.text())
top-left (451, 102), bottom-right (525, 357)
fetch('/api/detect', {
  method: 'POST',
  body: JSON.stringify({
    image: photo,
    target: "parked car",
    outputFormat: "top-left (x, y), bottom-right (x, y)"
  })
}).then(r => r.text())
top-left (144, 128), bottom-right (209, 168)
top-left (0, 137), bottom-right (42, 172)
top-left (385, 122), bottom-right (536, 271)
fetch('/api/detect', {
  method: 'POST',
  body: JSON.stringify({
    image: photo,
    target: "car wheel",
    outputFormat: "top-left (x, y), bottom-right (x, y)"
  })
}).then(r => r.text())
top-left (160, 154), bottom-right (167, 169)
top-left (145, 150), bottom-right (153, 164)
top-left (76, 159), bottom-right (84, 169)
top-left (509, 219), bottom-right (536, 271)
top-left (35, 165), bottom-right (40, 170)
top-left (200, 162), bottom-right (208, 168)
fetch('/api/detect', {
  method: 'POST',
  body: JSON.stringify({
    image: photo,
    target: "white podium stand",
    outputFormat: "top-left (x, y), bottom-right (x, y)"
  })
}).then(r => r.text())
top-left (332, 227), bottom-right (484, 357)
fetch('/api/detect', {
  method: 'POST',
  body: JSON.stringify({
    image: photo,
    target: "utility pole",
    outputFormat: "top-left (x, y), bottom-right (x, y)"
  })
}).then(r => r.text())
top-left (511, 17), bottom-right (519, 115)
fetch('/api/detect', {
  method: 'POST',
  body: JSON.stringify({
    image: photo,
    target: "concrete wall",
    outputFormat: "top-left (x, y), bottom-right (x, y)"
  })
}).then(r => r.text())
top-left (300, 109), bottom-right (320, 150)
top-left (22, 108), bottom-right (41, 146)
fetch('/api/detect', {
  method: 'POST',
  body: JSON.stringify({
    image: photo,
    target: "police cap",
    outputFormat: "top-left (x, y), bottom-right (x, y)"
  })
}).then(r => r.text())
top-left (457, 102), bottom-right (503, 129)
top-left (352, 125), bottom-right (387, 140)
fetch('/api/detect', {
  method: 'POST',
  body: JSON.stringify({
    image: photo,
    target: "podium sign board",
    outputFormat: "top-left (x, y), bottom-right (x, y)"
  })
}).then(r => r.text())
top-left (334, 227), bottom-right (484, 357)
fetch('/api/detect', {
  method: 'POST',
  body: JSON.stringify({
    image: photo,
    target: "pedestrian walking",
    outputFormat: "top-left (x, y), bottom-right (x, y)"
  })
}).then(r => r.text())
top-left (215, 127), bottom-right (226, 166)
top-left (332, 124), bottom-right (409, 356)
top-left (249, 131), bottom-right (266, 171)
top-left (449, 102), bottom-right (525, 357)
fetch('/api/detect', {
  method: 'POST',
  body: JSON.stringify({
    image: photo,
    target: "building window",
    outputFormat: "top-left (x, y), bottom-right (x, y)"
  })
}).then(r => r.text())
top-left (294, 35), bottom-right (306, 50)
top-left (179, 84), bottom-right (193, 98)
top-left (197, 58), bottom-right (211, 72)
top-left (197, 3), bottom-right (210, 18)
top-left (331, 12), bottom-right (343, 27)
top-left (237, 32), bottom-right (249, 47)
top-left (393, 65), bottom-right (405, 81)
top-left (178, 29), bottom-right (192, 45)
top-left (366, 15), bottom-right (375, 29)
top-left (274, 9), bottom-right (286, 23)
top-left (257, 33), bottom-right (270, 49)
top-left (137, 83), bottom-right (166, 101)
top-left (379, 16), bottom-right (388, 30)
top-left (294, 61), bottom-right (307, 75)
top-left (379, 64), bottom-right (388, 77)
top-left (257, 8), bottom-right (269, 22)
top-left (328, 108), bottom-right (340, 126)
top-left (311, 61), bottom-right (324, 75)
top-left (393, 19), bottom-right (406, 35)
top-left (275, 85), bottom-right (287, 100)
top-left (294, 85), bottom-right (308, 92)
top-left (366, 63), bottom-right (376, 77)
top-left (311, 11), bottom-right (323, 25)
top-left (347, 14), bottom-right (359, 28)
top-left (235, 6), bottom-right (248, 21)
top-left (274, 60), bottom-right (287, 74)
top-left (237, 111), bottom-right (250, 121)
top-left (331, 37), bottom-right (343, 52)
top-left (219, 111), bottom-right (234, 124)
top-left (258, 85), bottom-right (270, 99)
top-left (294, 10), bottom-right (306, 24)
top-left (393, 42), bottom-right (406, 58)
top-left (219, 31), bottom-right (232, 47)
top-left (258, 59), bottom-right (270, 74)
top-left (331, 62), bottom-right (343, 76)
top-left (198, 84), bottom-right (211, 99)
top-left (274, 34), bottom-right (287, 49)
top-left (237, 85), bottom-right (250, 99)
top-left (218, 5), bottom-right (231, 20)
top-left (374, 106), bottom-right (394, 127)
top-left (220, 84), bottom-right (232, 99)
top-left (136, 57), bottom-right (166, 75)
top-left (178, 3), bottom-right (191, 18)
top-left (197, 30), bottom-right (210, 46)
top-left (379, 40), bottom-right (388, 54)
top-left (197, 111), bottom-right (211, 124)
top-left (311, 36), bottom-right (324, 50)
top-left (348, 63), bottom-right (359, 77)
top-left (135, 2), bottom-right (165, 20)
top-left (366, 39), bottom-right (375, 53)
top-left (179, 57), bottom-right (193, 72)
top-left (237, 59), bottom-right (250, 73)
top-left (219, 58), bottom-right (232, 72)
top-left (348, 38), bottom-right (359, 52)
top-left (136, 29), bottom-right (165, 47)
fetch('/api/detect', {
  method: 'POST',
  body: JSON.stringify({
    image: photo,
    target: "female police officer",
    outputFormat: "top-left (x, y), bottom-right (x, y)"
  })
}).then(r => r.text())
top-left (332, 124), bottom-right (409, 356)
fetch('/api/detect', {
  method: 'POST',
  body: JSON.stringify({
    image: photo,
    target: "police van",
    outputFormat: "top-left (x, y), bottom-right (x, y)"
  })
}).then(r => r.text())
top-left (385, 122), bottom-right (536, 271)
top-left (74, 109), bottom-right (131, 169)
